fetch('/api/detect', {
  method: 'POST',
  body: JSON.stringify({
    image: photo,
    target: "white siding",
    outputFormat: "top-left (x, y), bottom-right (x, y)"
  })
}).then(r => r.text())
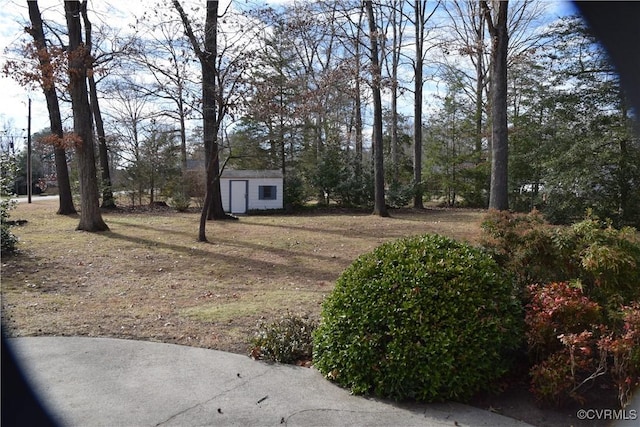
top-left (220, 178), bottom-right (232, 212)
top-left (248, 178), bottom-right (283, 211)
top-left (219, 170), bottom-right (283, 213)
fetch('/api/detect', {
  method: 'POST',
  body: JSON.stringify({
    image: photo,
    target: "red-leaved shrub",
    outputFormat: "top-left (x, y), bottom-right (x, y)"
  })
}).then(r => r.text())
top-left (526, 282), bottom-right (640, 407)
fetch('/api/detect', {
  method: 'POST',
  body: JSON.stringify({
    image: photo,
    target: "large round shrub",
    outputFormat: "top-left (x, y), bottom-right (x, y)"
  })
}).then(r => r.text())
top-left (313, 234), bottom-right (522, 402)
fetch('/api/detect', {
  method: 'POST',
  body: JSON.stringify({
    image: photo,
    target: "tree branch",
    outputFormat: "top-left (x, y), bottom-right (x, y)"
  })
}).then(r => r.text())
top-left (480, 0), bottom-right (496, 37)
top-left (172, 0), bottom-right (205, 60)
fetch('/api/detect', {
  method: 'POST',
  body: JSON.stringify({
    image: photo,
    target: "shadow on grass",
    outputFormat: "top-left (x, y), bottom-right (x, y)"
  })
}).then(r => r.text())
top-left (103, 215), bottom-right (360, 265)
top-left (105, 217), bottom-right (197, 240)
top-left (102, 230), bottom-right (346, 283)
top-left (238, 208), bottom-right (484, 240)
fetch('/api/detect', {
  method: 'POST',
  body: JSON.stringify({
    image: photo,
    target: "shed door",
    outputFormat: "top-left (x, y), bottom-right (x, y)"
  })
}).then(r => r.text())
top-left (229, 180), bottom-right (248, 214)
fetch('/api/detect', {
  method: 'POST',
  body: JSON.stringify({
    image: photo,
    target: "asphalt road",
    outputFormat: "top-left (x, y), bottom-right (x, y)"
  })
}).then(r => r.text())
top-left (12, 195), bottom-right (61, 204)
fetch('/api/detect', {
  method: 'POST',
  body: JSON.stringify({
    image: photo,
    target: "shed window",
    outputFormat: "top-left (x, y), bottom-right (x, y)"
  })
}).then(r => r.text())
top-left (259, 185), bottom-right (277, 200)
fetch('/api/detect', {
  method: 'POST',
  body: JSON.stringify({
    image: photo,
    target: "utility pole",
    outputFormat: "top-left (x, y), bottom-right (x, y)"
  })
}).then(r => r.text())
top-left (27, 98), bottom-right (32, 204)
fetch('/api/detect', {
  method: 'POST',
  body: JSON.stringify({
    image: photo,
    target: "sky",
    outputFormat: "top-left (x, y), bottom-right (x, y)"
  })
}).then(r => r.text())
top-left (0, 0), bottom-right (230, 142)
top-left (0, 0), bottom-right (578, 152)
top-left (0, 0), bottom-right (302, 145)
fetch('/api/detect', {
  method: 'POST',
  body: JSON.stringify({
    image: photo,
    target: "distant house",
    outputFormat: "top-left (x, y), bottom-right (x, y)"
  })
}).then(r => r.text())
top-left (219, 169), bottom-right (283, 214)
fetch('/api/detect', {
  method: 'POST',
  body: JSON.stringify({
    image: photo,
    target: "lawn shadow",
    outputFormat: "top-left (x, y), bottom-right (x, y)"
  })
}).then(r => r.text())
top-left (104, 215), bottom-right (358, 266)
top-left (105, 218), bottom-right (197, 240)
top-left (102, 230), bottom-right (347, 283)
top-left (239, 208), bottom-right (482, 241)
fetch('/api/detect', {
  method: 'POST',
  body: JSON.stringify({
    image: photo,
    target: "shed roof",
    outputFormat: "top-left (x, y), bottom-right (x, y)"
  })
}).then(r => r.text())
top-left (220, 169), bottom-right (283, 179)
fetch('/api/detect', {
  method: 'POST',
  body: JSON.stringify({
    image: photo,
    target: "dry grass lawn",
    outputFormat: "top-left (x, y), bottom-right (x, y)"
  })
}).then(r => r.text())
top-left (1, 199), bottom-right (485, 354)
top-left (5, 200), bottom-right (618, 427)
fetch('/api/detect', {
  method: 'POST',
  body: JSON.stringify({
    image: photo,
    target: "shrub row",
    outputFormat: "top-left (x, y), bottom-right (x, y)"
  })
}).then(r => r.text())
top-left (1, 152), bottom-right (18, 256)
top-left (527, 283), bottom-right (640, 407)
top-left (482, 210), bottom-right (640, 407)
top-left (481, 210), bottom-right (640, 304)
top-left (252, 210), bottom-right (638, 408)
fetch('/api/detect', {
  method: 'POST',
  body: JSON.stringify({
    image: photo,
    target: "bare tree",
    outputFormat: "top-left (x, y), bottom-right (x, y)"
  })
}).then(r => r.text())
top-left (353, 8), bottom-right (365, 172)
top-left (131, 16), bottom-right (198, 175)
top-left (443, 0), bottom-right (545, 208)
top-left (64, 0), bottom-right (108, 231)
top-left (26, 1), bottom-right (76, 215)
top-left (409, 0), bottom-right (440, 208)
top-left (443, 0), bottom-right (488, 206)
top-left (365, 0), bottom-right (389, 217)
top-left (316, 1), bottom-right (367, 177)
top-left (381, 0), bottom-right (407, 186)
top-left (104, 81), bottom-right (153, 205)
top-left (481, 0), bottom-right (509, 210)
top-left (79, 3), bottom-right (116, 209)
top-left (173, 0), bottom-right (231, 242)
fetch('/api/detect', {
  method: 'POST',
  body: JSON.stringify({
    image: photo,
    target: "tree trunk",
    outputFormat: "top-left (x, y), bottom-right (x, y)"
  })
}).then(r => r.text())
top-left (279, 86), bottom-right (286, 182)
top-left (53, 147), bottom-right (76, 215)
top-left (202, 1), bottom-right (226, 223)
top-left (483, 0), bottom-right (509, 211)
top-left (413, 0), bottom-right (425, 209)
top-left (65, 1), bottom-right (108, 232)
top-left (474, 5), bottom-right (487, 207)
top-left (178, 97), bottom-right (188, 200)
top-left (80, 6), bottom-right (115, 209)
top-left (366, 0), bottom-right (389, 218)
top-left (88, 75), bottom-right (116, 209)
top-left (390, 1), bottom-right (401, 185)
top-left (354, 71), bottom-right (363, 170)
top-left (173, 0), bottom-right (229, 242)
top-left (27, 1), bottom-right (76, 215)
top-left (178, 97), bottom-right (188, 174)
top-left (354, 8), bottom-right (364, 179)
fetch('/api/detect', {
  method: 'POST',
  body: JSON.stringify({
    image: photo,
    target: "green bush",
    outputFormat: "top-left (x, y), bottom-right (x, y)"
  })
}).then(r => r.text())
top-left (385, 180), bottom-right (415, 208)
top-left (335, 166), bottom-right (374, 208)
top-left (481, 210), bottom-right (640, 305)
top-left (568, 217), bottom-right (640, 305)
top-left (169, 189), bottom-right (191, 212)
top-left (480, 210), bottom-right (568, 289)
top-left (250, 313), bottom-right (317, 364)
top-left (482, 211), bottom-right (640, 407)
top-left (1, 223), bottom-right (18, 255)
top-left (313, 234), bottom-right (523, 402)
top-left (1, 152), bottom-right (18, 256)
top-left (284, 174), bottom-right (308, 210)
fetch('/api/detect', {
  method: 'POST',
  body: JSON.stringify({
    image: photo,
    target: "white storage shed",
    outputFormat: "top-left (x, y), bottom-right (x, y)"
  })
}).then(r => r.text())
top-left (220, 169), bottom-right (284, 214)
